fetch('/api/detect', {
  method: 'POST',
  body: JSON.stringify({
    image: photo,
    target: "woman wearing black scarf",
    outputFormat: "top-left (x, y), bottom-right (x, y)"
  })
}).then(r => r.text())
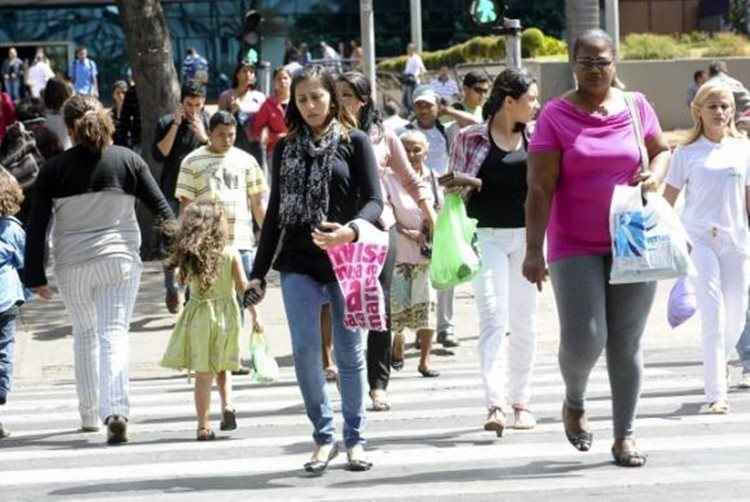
top-left (248, 66), bottom-right (382, 473)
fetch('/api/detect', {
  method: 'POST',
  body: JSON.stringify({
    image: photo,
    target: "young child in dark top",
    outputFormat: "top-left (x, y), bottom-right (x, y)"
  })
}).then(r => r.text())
top-left (0, 168), bottom-right (26, 439)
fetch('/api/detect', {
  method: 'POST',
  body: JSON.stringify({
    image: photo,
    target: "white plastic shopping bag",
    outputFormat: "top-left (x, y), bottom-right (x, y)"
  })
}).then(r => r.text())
top-left (609, 185), bottom-right (695, 284)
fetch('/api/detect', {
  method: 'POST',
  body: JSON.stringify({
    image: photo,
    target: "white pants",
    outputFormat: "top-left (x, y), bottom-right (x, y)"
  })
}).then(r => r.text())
top-left (472, 228), bottom-right (538, 409)
top-left (56, 258), bottom-right (142, 426)
top-left (690, 231), bottom-right (750, 402)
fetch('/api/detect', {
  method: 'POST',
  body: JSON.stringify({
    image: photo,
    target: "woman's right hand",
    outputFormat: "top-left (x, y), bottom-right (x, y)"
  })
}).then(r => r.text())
top-left (244, 279), bottom-right (266, 306)
top-left (34, 285), bottom-right (54, 301)
top-left (522, 248), bottom-right (548, 292)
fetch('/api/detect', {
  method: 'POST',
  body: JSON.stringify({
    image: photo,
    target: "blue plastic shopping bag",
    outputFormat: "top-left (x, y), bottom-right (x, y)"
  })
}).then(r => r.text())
top-left (609, 185), bottom-right (694, 284)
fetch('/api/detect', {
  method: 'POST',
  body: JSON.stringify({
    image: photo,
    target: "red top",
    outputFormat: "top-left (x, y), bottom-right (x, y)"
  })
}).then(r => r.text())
top-left (0, 92), bottom-right (17, 144)
top-left (250, 95), bottom-right (288, 157)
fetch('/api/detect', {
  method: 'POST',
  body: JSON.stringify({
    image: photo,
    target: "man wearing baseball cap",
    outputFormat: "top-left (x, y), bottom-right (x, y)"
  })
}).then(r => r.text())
top-left (401, 85), bottom-right (459, 349)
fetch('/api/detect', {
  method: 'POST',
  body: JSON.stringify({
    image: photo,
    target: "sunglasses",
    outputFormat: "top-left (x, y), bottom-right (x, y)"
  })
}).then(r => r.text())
top-left (471, 86), bottom-right (490, 95)
top-left (575, 59), bottom-right (614, 70)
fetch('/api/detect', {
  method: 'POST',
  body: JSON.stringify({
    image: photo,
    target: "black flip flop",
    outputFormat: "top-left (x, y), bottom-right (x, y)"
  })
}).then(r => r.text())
top-left (611, 446), bottom-right (647, 467)
top-left (562, 404), bottom-right (592, 452)
top-left (220, 407), bottom-right (237, 431)
top-left (197, 428), bottom-right (216, 441)
top-left (418, 367), bottom-right (440, 378)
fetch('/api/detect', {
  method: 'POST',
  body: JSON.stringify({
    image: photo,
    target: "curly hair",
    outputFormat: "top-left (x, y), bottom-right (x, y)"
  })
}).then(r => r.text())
top-left (167, 199), bottom-right (228, 293)
top-left (0, 167), bottom-right (24, 217)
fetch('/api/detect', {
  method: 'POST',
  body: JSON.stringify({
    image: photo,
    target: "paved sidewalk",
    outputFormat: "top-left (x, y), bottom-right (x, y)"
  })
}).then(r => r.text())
top-left (14, 261), bottom-right (704, 385)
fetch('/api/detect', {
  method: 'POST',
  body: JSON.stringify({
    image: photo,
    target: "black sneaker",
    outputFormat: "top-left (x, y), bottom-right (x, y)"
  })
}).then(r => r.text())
top-left (437, 331), bottom-right (460, 348)
top-left (105, 415), bottom-right (128, 445)
top-left (0, 421), bottom-right (9, 439)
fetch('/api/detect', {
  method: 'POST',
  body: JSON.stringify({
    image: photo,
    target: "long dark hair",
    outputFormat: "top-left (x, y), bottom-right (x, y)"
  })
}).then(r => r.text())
top-left (482, 68), bottom-right (537, 122)
top-left (285, 65), bottom-right (357, 139)
top-left (337, 71), bottom-right (383, 138)
top-left (230, 62), bottom-right (255, 90)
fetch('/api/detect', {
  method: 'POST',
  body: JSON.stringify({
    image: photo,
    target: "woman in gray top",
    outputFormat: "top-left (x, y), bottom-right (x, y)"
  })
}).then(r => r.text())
top-left (24, 95), bottom-right (174, 445)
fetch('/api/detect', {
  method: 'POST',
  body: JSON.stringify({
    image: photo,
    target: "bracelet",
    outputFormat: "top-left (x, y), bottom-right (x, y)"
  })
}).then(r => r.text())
top-left (347, 222), bottom-right (360, 243)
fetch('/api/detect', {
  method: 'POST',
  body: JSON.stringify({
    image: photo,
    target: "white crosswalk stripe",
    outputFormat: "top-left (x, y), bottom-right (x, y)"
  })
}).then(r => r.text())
top-left (1, 349), bottom-right (749, 501)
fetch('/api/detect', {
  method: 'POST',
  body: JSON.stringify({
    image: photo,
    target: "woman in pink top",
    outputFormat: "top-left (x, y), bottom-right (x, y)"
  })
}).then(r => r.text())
top-left (523, 30), bottom-right (671, 467)
top-left (335, 72), bottom-right (437, 410)
top-left (385, 130), bottom-right (441, 378)
top-left (251, 67), bottom-right (291, 167)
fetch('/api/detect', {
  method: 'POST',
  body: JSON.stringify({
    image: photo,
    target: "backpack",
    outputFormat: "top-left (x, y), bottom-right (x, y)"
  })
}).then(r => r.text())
top-left (0, 121), bottom-right (43, 189)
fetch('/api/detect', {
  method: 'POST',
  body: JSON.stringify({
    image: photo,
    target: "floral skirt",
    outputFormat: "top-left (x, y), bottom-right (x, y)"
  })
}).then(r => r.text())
top-left (390, 262), bottom-right (437, 333)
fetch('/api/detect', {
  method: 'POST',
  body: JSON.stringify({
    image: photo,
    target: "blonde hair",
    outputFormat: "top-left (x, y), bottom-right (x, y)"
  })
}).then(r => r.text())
top-left (685, 81), bottom-right (746, 145)
top-left (398, 129), bottom-right (429, 148)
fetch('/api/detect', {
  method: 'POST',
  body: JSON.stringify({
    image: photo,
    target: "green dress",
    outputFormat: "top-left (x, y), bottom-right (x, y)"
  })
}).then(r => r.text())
top-left (161, 248), bottom-right (241, 373)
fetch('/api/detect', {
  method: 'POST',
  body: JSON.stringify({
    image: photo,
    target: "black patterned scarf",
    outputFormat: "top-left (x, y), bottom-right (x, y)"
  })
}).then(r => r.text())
top-left (279, 121), bottom-right (342, 228)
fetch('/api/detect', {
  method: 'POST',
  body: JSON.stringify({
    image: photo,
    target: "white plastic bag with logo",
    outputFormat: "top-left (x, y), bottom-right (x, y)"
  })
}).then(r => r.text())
top-left (609, 184), bottom-right (695, 284)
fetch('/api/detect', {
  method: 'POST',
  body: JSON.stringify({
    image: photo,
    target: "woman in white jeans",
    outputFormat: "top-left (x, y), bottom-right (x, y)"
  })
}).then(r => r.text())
top-left (24, 95), bottom-right (174, 443)
top-left (439, 68), bottom-right (540, 436)
top-left (664, 81), bottom-right (750, 414)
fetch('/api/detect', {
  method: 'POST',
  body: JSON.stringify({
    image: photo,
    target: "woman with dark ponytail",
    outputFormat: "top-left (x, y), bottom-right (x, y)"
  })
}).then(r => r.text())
top-left (440, 68), bottom-right (541, 437)
top-left (23, 95), bottom-right (175, 445)
top-left (336, 71), bottom-right (438, 411)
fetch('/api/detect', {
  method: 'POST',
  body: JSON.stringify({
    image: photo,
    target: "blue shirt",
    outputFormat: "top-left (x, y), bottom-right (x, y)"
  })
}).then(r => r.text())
top-left (181, 54), bottom-right (209, 82)
top-left (69, 58), bottom-right (98, 95)
top-left (0, 216), bottom-right (26, 313)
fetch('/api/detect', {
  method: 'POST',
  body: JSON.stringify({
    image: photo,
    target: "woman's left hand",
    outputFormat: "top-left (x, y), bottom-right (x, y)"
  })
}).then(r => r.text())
top-left (312, 222), bottom-right (356, 250)
top-left (633, 170), bottom-right (659, 193)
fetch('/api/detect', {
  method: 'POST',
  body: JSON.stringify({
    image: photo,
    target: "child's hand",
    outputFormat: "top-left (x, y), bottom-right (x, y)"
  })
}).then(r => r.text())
top-left (34, 285), bottom-right (54, 301)
top-left (243, 279), bottom-right (266, 307)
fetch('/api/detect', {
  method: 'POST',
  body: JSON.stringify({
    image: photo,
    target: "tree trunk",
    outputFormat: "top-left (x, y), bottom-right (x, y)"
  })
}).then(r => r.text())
top-left (116, 0), bottom-right (180, 259)
top-left (565, 0), bottom-right (601, 62)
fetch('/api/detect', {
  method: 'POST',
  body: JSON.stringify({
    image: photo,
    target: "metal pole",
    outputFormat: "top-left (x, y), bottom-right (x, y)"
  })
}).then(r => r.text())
top-left (604, 0), bottom-right (620, 55)
top-left (410, 0), bottom-right (423, 53)
top-left (504, 19), bottom-right (522, 69)
top-left (360, 0), bottom-right (377, 103)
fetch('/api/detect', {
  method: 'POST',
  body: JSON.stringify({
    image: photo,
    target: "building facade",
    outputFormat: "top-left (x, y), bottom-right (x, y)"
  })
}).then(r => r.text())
top-left (0, 0), bottom-right (477, 99)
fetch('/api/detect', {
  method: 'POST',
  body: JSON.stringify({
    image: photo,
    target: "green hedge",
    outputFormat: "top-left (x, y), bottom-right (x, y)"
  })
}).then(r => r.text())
top-left (703, 33), bottom-right (750, 57)
top-left (621, 33), bottom-right (689, 60)
top-left (377, 28), bottom-right (567, 72)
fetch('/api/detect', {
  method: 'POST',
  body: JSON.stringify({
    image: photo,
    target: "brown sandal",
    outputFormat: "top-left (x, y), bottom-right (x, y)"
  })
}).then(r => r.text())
top-left (196, 427), bottom-right (216, 441)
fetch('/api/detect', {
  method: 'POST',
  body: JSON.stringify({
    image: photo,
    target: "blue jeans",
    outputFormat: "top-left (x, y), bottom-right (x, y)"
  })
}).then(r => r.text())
top-left (280, 272), bottom-right (366, 448)
top-left (4, 79), bottom-right (20, 102)
top-left (739, 297), bottom-right (750, 373)
top-left (0, 306), bottom-right (19, 403)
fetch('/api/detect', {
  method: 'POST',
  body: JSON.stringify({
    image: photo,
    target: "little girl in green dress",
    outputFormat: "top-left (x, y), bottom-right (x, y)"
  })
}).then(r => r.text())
top-left (161, 199), bottom-right (249, 440)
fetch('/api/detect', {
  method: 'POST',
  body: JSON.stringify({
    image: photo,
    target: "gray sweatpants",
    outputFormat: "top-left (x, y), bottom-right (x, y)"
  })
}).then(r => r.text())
top-left (550, 255), bottom-right (656, 439)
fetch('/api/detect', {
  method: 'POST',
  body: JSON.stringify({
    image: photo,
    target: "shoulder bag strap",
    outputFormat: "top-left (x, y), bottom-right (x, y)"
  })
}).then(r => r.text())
top-left (624, 92), bottom-right (650, 174)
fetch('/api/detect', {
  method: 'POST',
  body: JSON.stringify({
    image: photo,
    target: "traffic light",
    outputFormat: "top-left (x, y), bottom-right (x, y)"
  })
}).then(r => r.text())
top-left (240, 9), bottom-right (263, 64)
top-left (467, 0), bottom-right (506, 27)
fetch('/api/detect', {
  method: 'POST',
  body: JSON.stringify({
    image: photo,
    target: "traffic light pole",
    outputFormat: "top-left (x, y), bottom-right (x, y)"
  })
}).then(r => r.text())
top-left (500, 18), bottom-right (522, 70)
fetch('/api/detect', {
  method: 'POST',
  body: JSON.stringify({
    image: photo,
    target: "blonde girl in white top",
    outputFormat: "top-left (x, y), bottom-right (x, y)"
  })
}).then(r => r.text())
top-left (664, 81), bottom-right (750, 414)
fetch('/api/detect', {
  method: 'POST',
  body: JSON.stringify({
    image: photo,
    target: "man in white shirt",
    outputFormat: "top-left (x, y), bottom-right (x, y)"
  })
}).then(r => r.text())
top-left (27, 51), bottom-right (55, 99)
top-left (402, 43), bottom-right (427, 114)
top-left (430, 66), bottom-right (460, 104)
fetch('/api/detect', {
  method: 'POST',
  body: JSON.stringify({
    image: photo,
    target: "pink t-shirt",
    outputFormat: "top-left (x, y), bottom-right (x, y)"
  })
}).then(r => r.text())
top-left (528, 93), bottom-right (662, 262)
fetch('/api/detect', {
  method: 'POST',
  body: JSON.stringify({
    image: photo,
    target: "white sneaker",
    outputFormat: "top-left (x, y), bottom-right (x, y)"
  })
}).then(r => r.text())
top-left (739, 373), bottom-right (750, 389)
top-left (512, 407), bottom-right (537, 430)
top-left (708, 400), bottom-right (730, 414)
